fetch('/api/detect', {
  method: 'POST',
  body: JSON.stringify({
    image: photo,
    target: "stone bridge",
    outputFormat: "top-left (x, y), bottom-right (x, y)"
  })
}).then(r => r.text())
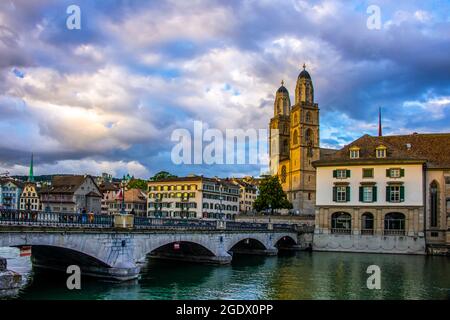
top-left (0, 211), bottom-right (300, 280)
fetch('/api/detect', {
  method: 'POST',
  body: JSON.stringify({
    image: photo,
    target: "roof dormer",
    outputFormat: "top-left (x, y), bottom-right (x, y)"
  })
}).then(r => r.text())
top-left (376, 145), bottom-right (387, 158)
top-left (349, 146), bottom-right (360, 159)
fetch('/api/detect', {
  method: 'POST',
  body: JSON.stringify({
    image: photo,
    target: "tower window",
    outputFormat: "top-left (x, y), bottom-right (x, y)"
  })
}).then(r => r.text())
top-left (305, 129), bottom-right (313, 144)
top-left (306, 111), bottom-right (311, 123)
top-left (293, 130), bottom-right (298, 145)
top-left (281, 166), bottom-right (287, 183)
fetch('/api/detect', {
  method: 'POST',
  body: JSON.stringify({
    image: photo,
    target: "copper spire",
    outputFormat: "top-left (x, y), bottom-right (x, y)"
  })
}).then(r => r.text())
top-left (378, 107), bottom-right (382, 137)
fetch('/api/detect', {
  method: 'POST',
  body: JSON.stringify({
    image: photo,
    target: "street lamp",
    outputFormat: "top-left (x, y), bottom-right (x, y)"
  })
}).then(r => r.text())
top-left (120, 175), bottom-right (126, 215)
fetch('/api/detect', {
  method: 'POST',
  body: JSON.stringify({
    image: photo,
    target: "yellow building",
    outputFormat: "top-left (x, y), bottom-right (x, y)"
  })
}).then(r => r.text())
top-left (269, 65), bottom-right (335, 214)
top-left (20, 182), bottom-right (41, 211)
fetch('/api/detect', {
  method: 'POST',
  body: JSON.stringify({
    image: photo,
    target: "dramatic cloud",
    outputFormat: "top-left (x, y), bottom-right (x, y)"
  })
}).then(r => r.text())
top-left (0, 0), bottom-right (449, 178)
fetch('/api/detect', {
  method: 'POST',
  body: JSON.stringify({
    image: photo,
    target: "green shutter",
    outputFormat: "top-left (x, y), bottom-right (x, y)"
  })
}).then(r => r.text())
top-left (346, 186), bottom-right (351, 202)
top-left (386, 169), bottom-right (390, 177)
top-left (400, 169), bottom-right (405, 177)
top-left (400, 186), bottom-right (405, 202)
top-left (359, 186), bottom-right (364, 202)
top-left (333, 170), bottom-right (337, 178)
top-left (372, 186), bottom-right (377, 202)
top-left (332, 187), bottom-right (337, 202)
top-left (386, 186), bottom-right (390, 202)
top-left (346, 170), bottom-right (351, 178)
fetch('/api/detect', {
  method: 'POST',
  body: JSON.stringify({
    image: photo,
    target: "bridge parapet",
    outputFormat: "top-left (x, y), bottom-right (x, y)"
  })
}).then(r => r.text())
top-left (0, 209), bottom-right (298, 233)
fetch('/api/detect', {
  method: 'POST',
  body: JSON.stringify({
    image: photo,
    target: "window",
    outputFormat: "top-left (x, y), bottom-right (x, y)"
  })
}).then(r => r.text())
top-left (376, 146), bottom-right (387, 158)
top-left (384, 212), bottom-right (405, 235)
top-left (387, 168), bottom-right (404, 178)
top-left (306, 111), bottom-right (311, 122)
top-left (334, 169), bottom-right (350, 179)
top-left (331, 212), bottom-right (351, 234)
top-left (293, 129), bottom-right (298, 145)
top-left (362, 168), bottom-right (374, 178)
top-left (305, 129), bottom-right (313, 144)
top-left (281, 166), bottom-right (287, 183)
top-left (386, 185), bottom-right (404, 203)
top-left (391, 169), bottom-right (400, 178)
top-left (333, 186), bottom-right (348, 202)
top-left (363, 186), bottom-right (373, 202)
top-left (430, 181), bottom-right (439, 227)
top-left (361, 213), bottom-right (374, 234)
top-left (349, 147), bottom-right (360, 159)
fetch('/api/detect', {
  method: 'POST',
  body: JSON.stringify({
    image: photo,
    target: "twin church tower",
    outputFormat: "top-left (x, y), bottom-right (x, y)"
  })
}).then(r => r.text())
top-left (269, 65), bottom-right (330, 214)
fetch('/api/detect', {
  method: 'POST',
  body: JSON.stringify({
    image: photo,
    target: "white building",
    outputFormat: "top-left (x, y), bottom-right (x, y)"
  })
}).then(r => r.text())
top-left (312, 133), bottom-right (445, 254)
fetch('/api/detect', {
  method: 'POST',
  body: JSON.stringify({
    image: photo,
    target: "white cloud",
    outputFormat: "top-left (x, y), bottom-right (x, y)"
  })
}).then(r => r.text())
top-left (0, 159), bottom-right (150, 179)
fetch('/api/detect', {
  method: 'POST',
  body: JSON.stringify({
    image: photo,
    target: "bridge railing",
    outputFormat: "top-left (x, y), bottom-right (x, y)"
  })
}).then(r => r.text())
top-left (0, 209), bottom-right (300, 232)
top-left (225, 221), bottom-right (269, 230)
top-left (134, 216), bottom-right (217, 230)
top-left (0, 209), bottom-right (113, 228)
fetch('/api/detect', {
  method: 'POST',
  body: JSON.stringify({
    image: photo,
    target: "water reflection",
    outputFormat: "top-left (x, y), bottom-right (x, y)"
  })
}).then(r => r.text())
top-left (1, 247), bottom-right (449, 300)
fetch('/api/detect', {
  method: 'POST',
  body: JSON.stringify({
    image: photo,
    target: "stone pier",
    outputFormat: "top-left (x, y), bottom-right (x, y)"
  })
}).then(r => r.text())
top-left (0, 256), bottom-right (22, 298)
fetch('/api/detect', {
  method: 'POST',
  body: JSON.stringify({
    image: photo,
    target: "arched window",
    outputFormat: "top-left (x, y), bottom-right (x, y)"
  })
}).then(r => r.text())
top-left (306, 111), bottom-right (311, 123)
top-left (281, 165), bottom-right (287, 183)
top-left (361, 212), bottom-right (374, 235)
top-left (430, 181), bottom-right (439, 227)
top-left (283, 139), bottom-right (288, 154)
top-left (293, 129), bottom-right (298, 145)
top-left (305, 128), bottom-right (313, 144)
top-left (384, 212), bottom-right (405, 235)
top-left (331, 212), bottom-right (351, 234)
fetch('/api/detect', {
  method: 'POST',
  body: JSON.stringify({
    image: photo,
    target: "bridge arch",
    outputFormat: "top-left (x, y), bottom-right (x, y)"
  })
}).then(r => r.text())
top-left (0, 233), bottom-right (120, 270)
top-left (274, 235), bottom-right (297, 250)
top-left (133, 234), bottom-right (222, 263)
top-left (226, 234), bottom-right (270, 252)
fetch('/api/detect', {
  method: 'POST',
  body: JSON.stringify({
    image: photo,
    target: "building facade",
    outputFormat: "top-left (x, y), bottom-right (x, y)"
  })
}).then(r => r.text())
top-left (269, 65), bottom-right (335, 215)
top-left (313, 133), bottom-right (450, 255)
top-left (0, 179), bottom-right (23, 210)
top-left (231, 178), bottom-right (258, 214)
top-left (98, 181), bottom-right (120, 215)
top-left (109, 188), bottom-right (147, 216)
top-left (147, 176), bottom-right (240, 219)
top-left (40, 175), bottom-right (102, 214)
top-left (19, 182), bottom-right (42, 211)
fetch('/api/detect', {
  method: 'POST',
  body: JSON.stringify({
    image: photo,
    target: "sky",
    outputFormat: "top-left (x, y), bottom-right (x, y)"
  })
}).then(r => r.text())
top-left (0, 0), bottom-right (449, 179)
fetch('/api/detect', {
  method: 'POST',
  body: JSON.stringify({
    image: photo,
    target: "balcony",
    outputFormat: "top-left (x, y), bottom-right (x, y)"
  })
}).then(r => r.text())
top-left (331, 228), bottom-right (351, 235)
top-left (360, 229), bottom-right (374, 235)
top-left (383, 229), bottom-right (405, 236)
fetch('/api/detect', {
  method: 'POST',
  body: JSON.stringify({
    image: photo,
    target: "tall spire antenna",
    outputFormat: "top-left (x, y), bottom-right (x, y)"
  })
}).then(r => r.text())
top-left (378, 107), bottom-right (382, 137)
top-left (28, 153), bottom-right (34, 182)
top-left (281, 79), bottom-right (284, 86)
top-left (302, 63), bottom-right (306, 70)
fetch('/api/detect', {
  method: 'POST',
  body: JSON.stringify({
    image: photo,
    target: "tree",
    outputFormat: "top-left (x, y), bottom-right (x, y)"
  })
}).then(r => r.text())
top-left (253, 175), bottom-right (292, 214)
top-left (149, 171), bottom-right (177, 181)
top-left (127, 178), bottom-right (147, 191)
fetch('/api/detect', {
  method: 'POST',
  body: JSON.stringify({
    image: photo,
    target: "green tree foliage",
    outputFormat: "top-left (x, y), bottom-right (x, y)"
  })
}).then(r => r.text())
top-left (150, 171), bottom-right (177, 181)
top-left (127, 178), bottom-right (147, 191)
top-left (253, 175), bottom-right (292, 213)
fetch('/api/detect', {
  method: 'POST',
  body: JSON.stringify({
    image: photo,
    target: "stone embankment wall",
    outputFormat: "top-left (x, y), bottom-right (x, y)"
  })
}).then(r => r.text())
top-left (0, 256), bottom-right (23, 298)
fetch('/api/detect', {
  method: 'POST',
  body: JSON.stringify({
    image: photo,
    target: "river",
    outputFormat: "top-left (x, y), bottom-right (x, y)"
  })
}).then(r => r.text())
top-left (1, 247), bottom-right (449, 300)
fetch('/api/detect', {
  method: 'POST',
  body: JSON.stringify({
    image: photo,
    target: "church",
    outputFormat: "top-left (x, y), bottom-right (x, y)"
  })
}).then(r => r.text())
top-left (269, 65), bottom-right (335, 215)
